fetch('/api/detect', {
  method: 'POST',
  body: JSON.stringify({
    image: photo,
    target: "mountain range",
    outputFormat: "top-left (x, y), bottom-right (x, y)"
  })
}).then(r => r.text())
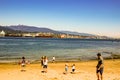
top-left (60, 31), bottom-right (95, 36)
top-left (0, 25), bottom-right (97, 36)
top-left (8, 25), bottom-right (61, 33)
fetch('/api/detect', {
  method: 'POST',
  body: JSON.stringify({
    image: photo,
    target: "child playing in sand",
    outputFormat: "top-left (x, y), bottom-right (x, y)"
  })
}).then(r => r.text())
top-left (63, 63), bottom-right (69, 74)
top-left (71, 64), bottom-right (75, 73)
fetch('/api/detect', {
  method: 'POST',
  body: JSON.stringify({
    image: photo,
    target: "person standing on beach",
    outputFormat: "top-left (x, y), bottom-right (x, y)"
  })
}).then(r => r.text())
top-left (21, 56), bottom-right (26, 71)
top-left (96, 53), bottom-right (104, 80)
top-left (43, 56), bottom-right (48, 73)
top-left (52, 56), bottom-right (55, 63)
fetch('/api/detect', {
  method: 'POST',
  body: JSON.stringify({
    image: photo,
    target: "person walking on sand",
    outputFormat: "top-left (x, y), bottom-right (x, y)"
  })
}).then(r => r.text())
top-left (96, 53), bottom-right (104, 80)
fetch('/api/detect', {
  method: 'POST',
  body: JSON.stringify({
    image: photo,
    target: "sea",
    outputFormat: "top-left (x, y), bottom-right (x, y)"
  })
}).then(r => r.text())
top-left (0, 37), bottom-right (120, 62)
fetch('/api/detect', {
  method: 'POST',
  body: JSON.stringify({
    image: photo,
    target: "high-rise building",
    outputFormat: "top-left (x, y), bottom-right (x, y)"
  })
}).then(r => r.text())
top-left (0, 30), bottom-right (5, 37)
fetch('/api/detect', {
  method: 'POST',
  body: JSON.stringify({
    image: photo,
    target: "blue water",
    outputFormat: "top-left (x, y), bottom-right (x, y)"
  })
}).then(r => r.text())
top-left (0, 37), bottom-right (120, 61)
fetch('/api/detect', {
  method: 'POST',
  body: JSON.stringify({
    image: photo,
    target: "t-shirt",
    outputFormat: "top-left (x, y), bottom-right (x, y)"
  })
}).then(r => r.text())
top-left (52, 57), bottom-right (55, 60)
top-left (22, 59), bottom-right (25, 64)
top-left (43, 59), bottom-right (48, 65)
top-left (72, 66), bottom-right (75, 69)
top-left (97, 57), bottom-right (104, 68)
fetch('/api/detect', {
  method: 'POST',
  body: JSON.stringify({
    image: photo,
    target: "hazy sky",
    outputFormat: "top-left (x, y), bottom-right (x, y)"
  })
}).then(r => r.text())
top-left (0, 0), bottom-right (120, 38)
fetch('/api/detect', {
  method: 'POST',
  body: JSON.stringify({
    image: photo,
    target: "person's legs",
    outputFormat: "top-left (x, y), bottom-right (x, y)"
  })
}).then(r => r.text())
top-left (101, 75), bottom-right (103, 80)
top-left (42, 65), bottom-right (45, 72)
top-left (100, 68), bottom-right (104, 80)
top-left (96, 69), bottom-right (100, 80)
top-left (96, 73), bottom-right (100, 80)
top-left (45, 65), bottom-right (47, 73)
top-left (21, 64), bottom-right (26, 72)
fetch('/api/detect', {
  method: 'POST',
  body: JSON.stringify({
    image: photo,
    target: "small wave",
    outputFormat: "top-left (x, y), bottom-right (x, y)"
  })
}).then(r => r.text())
top-left (0, 43), bottom-right (7, 45)
top-left (26, 42), bottom-right (36, 45)
top-left (10, 44), bottom-right (20, 45)
top-left (0, 43), bottom-right (20, 46)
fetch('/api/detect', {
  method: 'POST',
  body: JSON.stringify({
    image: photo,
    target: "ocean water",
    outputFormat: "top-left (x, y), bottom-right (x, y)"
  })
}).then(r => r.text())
top-left (0, 37), bottom-right (120, 62)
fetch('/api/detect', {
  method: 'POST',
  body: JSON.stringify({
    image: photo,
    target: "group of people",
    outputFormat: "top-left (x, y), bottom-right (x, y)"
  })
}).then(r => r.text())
top-left (64, 63), bottom-right (76, 74)
top-left (20, 53), bottom-right (104, 80)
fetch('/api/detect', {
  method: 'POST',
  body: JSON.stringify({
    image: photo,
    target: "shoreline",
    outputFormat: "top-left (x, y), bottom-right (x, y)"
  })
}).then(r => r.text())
top-left (1, 37), bottom-right (120, 41)
top-left (0, 52), bottom-right (120, 64)
top-left (0, 58), bottom-right (120, 64)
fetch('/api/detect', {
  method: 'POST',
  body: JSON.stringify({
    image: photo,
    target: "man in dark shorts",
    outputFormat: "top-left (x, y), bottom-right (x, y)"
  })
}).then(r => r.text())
top-left (96, 53), bottom-right (104, 80)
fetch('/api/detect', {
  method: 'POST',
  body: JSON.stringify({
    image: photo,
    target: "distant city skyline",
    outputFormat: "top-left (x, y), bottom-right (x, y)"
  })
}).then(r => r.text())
top-left (0, 0), bottom-right (120, 38)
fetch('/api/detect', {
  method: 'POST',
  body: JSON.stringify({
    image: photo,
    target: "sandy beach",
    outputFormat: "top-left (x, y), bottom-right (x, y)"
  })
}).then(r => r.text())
top-left (0, 59), bottom-right (120, 80)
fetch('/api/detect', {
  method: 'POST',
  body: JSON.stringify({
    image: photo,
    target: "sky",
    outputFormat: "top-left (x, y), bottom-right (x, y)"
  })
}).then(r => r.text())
top-left (0, 0), bottom-right (120, 38)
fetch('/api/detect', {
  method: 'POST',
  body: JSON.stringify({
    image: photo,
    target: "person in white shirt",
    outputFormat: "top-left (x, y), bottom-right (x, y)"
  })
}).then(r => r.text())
top-left (71, 64), bottom-right (75, 73)
top-left (52, 56), bottom-right (55, 63)
top-left (43, 56), bottom-right (48, 73)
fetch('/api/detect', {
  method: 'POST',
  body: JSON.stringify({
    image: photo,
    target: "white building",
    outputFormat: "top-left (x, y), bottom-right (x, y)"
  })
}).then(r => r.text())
top-left (0, 30), bottom-right (5, 37)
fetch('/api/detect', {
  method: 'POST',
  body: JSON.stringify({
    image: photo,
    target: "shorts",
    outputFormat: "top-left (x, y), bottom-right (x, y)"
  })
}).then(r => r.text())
top-left (21, 63), bottom-right (25, 67)
top-left (43, 65), bottom-right (47, 68)
top-left (96, 68), bottom-right (104, 75)
top-left (72, 69), bottom-right (75, 72)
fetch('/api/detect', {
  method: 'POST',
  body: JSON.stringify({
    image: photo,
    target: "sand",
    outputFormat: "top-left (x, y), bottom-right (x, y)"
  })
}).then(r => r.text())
top-left (0, 59), bottom-right (120, 80)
